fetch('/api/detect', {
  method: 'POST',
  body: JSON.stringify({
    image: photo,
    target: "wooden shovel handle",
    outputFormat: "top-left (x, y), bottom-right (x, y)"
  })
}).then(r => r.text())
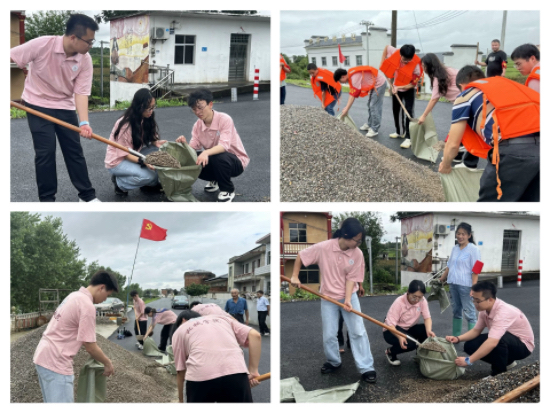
top-left (256, 372), bottom-right (270, 382)
top-left (10, 101), bottom-right (133, 155)
top-left (385, 80), bottom-right (412, 120)
top-left (135, 314), bottom-right (142, 335)
top-left (280, 275), bottom-right (408, 340)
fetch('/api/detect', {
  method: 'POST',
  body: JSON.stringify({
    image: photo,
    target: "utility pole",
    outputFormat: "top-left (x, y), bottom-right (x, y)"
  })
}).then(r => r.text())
top-left (500, 11), bottom-right (508, 51)
top-left (366, 236), bottom-right (373, 295)
top-left (100, 40), bottom-right (107, 99)
top-left (395, 236), bottom-right (400, 284)
top-left (360, 20), bottom-right (374, 65)
top-left (391, 11), bottom-right (397, 47)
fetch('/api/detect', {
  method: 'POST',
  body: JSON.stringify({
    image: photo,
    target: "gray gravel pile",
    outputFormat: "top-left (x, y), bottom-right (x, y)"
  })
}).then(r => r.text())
top-left (11, 325), bottom-right (177, 403)
top-left (280, 105), bottom-right (445, 202)
top-left (145, 151), bottom-right (181, 168)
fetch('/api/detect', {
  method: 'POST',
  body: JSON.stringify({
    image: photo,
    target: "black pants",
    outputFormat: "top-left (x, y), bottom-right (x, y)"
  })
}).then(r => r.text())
top-left (198, 152), bottom-right (244, 193)
top-left (337, 312), bottom-right (350, 348)
top-left (391, 88), bottom-right (415, 139)
top-left (159, 323), bottom-right (173, 352)
top-left (383, 324), bottom-right (428, 355)
top-left (258, 311), bottom-right (270, 334)
top-left (464, 332), bottom-right (531, 376)
top-left (478, 139), bottom-right (540, 202)
top-left (25, 102), bottom-right (96, 202)
top-left (280, 86), bottom-right (286, 105)
top-left (186, 372), bottom-right (253, 403)
top-left (134, 320), bottom-right (147, 345)
top-left (230, 313), bottom-right (245, 324)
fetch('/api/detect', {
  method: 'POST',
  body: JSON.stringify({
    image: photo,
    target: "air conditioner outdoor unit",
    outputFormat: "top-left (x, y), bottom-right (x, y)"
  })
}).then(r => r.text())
top-left (151, 27), bottom-right (169, 40)
top-left (434, 224), bottom-right (450, 235)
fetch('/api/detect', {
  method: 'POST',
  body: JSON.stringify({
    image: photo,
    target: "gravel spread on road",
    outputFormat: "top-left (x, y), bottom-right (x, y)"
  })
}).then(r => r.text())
top-left (419, 341), bottom-right (447, 352)
top-left (280, 105), bottom-right (445, 202)
top-left (11, 325), bottom-right (177, 403)
top-left (145, 152), bottom-right (181, 168)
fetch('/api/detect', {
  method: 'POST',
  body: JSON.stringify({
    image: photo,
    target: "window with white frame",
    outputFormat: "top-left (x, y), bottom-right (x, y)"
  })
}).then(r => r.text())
top-left (322, 56), bottom-right (327, 66)
top-left (332, 56), bottom-right (338, 66)
top-left (299, 264), bottom-right (320, 284)
top-left (175, 35), bottom-right (195, 64)
top-left (356, 55), bottom-right (363, 65)
top-left (311, 57), bottom-right (317, 65)
top-left (289, 223), bottom-right (307, 242)
top-left (344, 56), bottom-right (350, 66)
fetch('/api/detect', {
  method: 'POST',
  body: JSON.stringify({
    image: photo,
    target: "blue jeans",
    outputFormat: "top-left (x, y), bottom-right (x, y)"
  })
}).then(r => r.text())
top-left (367, 83), bottom-right (387, 132)
top-left (449, 283), bottom-right (477, 323)
top-left (321, 293), bottom-right (375, 373)
top-left (35, 364), bottom-right (74, 403)
top-left (324, 92), bottom-right (341, 116)
top-left (108, 145), bottom-right (159, 191)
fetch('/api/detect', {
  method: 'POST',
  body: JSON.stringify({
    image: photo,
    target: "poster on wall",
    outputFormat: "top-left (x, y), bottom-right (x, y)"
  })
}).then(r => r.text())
top-left (401, 214), bottom-right (434, 273)
top-left (110, 15), bottom-right (150, 83)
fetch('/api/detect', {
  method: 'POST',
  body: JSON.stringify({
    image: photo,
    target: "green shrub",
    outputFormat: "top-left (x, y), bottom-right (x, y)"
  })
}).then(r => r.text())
top-left (292, 288), bottom-right (320, 301)
top-left (10, 107), bottom-right (27, 119)
top-left (373, 266), bottom-right (394, 284)
top-left (280, 291), bottom-right (291, 301)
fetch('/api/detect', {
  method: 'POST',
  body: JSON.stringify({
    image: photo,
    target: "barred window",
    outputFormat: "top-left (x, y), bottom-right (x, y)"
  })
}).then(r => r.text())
top-left (175, 35), bottom-right (195, 64)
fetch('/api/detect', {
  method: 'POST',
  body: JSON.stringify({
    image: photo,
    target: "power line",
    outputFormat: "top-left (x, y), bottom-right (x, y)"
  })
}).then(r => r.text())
top-left (397, 10), bottom-right (468, 30)
top-left (412, 11), bottom-right (424, 53)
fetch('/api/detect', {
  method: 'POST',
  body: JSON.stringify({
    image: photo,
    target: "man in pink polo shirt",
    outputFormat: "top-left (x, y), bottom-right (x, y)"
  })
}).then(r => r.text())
top-left (10, 13), bottom-right (100, 202)
top-left (130, 290), bottom-right (148, 350)
top-left (446, 281), bottom-right (534, 376)
top-left (171, 310), bottom-right (262, 402)
top-left (176, 88), bottom-right (249, 202)
top-left (144, 307), bottom-right (178, 352)
top-left (33, 271), bottom-right (119, 403)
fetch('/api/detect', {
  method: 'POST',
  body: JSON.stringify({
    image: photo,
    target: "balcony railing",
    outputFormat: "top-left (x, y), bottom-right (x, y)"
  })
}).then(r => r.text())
top-left (283, 242), bottom-right (314, 255)
top-left (255, 264), bottom-right (270, 275)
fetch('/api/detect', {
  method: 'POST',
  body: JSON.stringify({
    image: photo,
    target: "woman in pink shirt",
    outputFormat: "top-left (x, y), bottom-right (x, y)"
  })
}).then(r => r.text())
top-left (383, 280), bottom-right (435, 366)
top-left (105, 88), bottom-right (167, 196)
top-left (171, 310), bottom-right (262, 402)
top-left (144, 307), bottom-right (177, 352)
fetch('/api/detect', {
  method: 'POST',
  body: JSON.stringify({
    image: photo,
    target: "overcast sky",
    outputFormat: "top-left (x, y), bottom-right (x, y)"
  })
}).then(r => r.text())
top-left (35, 212), bottom-right (269, 291)
top-left (332, 211), bottom-right (400, 243)
top-left (281, 10), bottom-right (540, 58)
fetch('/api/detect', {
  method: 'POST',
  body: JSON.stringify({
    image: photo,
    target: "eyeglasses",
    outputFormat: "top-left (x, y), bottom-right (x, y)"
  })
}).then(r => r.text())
top-left (191, 104), bottom-right (208, 113)
top-left (145, 105), bottom-right (157, 112)
top-left (471, 296), bottom-right (489, 304)
top-left (75, 35), bottom-right (95, 46)
top-left (408, 294), bottom-right (423, 301)
top-left (350, 238), bottom-right (363, 245)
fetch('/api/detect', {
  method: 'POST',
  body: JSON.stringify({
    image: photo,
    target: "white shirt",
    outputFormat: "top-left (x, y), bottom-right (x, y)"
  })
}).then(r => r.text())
top-left (256, 296), bottom-right (270, 311)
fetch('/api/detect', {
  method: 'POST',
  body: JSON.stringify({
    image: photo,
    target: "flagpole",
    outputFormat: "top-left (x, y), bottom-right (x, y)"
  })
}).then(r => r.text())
top-left (126, 231), bottom-right (142, 309)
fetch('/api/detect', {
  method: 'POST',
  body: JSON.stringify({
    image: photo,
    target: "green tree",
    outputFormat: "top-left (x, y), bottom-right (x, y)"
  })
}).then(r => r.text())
top-left (184, 283), bottom-right (210, 297)
top-left (94, 11), bottom-right (141, 23)
top-left (389, 212), bottom-right (427, 222)
top-left (25, 10), bottom-right (74, 41)
top-left (11, 212), bottom-right (86, 313)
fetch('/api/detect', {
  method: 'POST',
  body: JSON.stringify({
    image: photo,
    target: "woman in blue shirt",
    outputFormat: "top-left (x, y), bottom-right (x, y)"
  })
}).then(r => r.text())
top-left (440, 222), bottom-right (481, 336)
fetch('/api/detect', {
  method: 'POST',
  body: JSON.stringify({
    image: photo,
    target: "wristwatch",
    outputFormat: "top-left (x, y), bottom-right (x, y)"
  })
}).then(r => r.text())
top-left (465, 357), bottom-right (472, 366)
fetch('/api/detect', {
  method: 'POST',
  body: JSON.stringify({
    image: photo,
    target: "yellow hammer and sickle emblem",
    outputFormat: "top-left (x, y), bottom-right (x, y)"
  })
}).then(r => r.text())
top-left (145, 223), bottom-right (153, 230)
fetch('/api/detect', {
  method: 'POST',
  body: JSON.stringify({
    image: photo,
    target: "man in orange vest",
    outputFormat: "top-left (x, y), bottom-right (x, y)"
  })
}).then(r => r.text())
top-left (439, 65), bottom-right (539, 202)
top-left (334, 67), bottom-right (387, 138)
top-left (379, 44), bottom-right (423, 149)
top-left (307, 63), bottom-right (342, 116)
top-left (511, 44), bottom-right (540, 93)
top-left (280, 54), bottom-right (291, 105)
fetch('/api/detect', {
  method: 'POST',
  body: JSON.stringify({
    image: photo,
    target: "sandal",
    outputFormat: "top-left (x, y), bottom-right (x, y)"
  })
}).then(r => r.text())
top-left (321, 362), bottom-right (341, 374)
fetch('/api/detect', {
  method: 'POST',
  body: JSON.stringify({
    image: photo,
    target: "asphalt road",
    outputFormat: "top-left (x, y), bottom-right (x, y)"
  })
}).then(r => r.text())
top-left (281, 279), bottom-right (540, 402)
top-left (11, 92), bottom-right (270, 202)
top-left (282, 84), bottom-right (487, 172)
top-left (109, 297), bottom-right (270, 403)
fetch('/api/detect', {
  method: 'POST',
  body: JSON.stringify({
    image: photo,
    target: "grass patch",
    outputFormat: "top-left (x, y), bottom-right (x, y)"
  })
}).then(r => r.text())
top-left (143, 297), bottom-right (159, 304)
top-left (10, 107), bottom-right (27, 119)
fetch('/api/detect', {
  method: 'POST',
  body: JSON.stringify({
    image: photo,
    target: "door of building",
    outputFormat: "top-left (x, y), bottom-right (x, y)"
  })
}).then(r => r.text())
top-left (501, 230), bottom-right (520, 274)
top-left (228, 34), bottom-right (250, 81)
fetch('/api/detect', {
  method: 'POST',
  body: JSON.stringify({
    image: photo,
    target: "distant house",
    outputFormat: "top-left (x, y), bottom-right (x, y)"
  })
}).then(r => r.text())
top-left (228, 234), bottom-right (271, 295)
top-left (203, 273), bottom-right (229, 293)
top-left (184, 270), bottom-right (216, 287)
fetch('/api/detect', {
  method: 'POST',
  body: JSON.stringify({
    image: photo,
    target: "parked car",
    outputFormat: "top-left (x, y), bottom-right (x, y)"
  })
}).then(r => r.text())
top-left (94, 297), bottom-right (125, 312)
top-left (171, 295), bottom-right (189, 309)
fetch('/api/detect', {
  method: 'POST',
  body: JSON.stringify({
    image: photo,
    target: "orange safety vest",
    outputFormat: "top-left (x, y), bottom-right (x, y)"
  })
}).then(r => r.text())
top-left (459, 76), bottom-right (540, 199)
top-left (346, 66), bottom-right (379, 97)
top-left (311, 68), bottom-right (342, 106)
top-left (380, 50), bottom-right (423, 87)
top-left (525, 65), bottom-right (540, 89)
top-left (280, 56), bottom-right (290, 82)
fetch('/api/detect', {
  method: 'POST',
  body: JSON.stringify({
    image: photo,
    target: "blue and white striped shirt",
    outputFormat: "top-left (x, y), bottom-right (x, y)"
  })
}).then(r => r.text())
top-left (447, 243), bottom-right (481, 287)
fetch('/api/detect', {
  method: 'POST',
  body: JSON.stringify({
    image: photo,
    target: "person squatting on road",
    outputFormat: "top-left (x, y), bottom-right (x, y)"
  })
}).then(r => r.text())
top-left (256, 290), bottom-right (270, 336)
top-left (379, 44), bottom-right (423, 149)
top-left (176, 88), bottom-right (249, 203)
top-left (33, 271), bottom-right (119, 402)
top-left (290, 217), bottom-right (377, 383)
top-left (333, 66), bottom-right (387, 138)
top-left (438, 65), bottom-right (540, 202)
top-left (511, 43), bottom-right (540, 93)
top-left (307, 63), bottom-right (342, 116)
top-left (10, 13), bottom-right (101, 202)
top-left (143, 307), bottom-right (177, 352)
top-left (225, 288), bottom-right (250, 324)
top-left (383, 280), bottom-right (436, 366)
top-left (171, 310), bottom-right (262, 402)
top-left (439, 222), bottom-right (481, 336)
top-left (130, 290), bottom-right (147, 350)
top-left (105, 88), bottom-right (166, 196)
top-left (446, 281), bottom-right (534, 377)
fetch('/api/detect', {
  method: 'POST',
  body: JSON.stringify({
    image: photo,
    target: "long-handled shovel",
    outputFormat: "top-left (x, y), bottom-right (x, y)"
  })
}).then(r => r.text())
top-left (281, 275), bottom-right (446, 352)
top-left (135, 315), bottom-right (144, 342)
top-left (385, 79), bottom-right (413, 121)
top-left (10, 100), bottom-right (147, 161)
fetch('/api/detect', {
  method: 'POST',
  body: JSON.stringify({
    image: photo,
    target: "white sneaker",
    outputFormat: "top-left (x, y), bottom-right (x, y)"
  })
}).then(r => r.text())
top-left (138, 344), bottom-right (143, 350)
top-left (204, 181), bottom-right (219, 192)
top-left (389, 132), bottom-right (404, 139)
top-left (218, 191), bottom-right (235, 202)
top-left (359, 123), bottom-right (371, 131)
top-left (506, 361), bottom-right (517, 370)
top-left (400, 139), bottom-right (411, 149)
top-left (264, 332), bottom-right (270, 336)
top-left (366, 130), bottom-right (378, 138)
top-left (79, 198), bottom-right (101, 202)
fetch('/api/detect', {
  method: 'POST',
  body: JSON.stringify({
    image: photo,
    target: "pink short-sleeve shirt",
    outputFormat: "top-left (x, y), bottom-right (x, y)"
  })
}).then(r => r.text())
top-left (10, 36), bottom-right (93, 110)
top-left (133, 297), bottom-right (148, 321)
top-left (386, 45), bottom-right (421, 92)
top-left (431, 67), bottom-right (461, 102)
top-left (152, 310), bottom-right (178, 326)
top-left (172, 315), bottom-right (251, 381)
top-left (105, 118), bottom-right (143, 169)
top-left (384, 293), bottom-right (431, 331)
top-left (33, 287), bottom-right (97, 375)
top-left (189, 111), bottom-right (250, 169)
top-left (474, 298), bottom-right (535, 352)
top-left (192, 303), bottom-right (227, 317)
top-left (299, 238), bottom-right (365, 300)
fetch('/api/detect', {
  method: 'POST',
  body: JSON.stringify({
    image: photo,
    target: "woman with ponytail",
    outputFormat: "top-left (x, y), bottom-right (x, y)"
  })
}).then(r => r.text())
top-left (290, 217), bottom-right (376, 383)
top-left (440, 222), bottom-right (481, 336)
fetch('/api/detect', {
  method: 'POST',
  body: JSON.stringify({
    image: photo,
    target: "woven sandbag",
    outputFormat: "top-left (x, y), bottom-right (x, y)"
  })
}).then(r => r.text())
top-left (417, 337), bottom-right (465, 380)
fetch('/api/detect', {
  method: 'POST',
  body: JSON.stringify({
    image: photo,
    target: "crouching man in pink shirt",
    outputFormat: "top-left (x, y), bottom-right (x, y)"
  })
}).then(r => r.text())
top-left (33, 271), bottom-right (119, 402)
top-left (143, 307), bottom-right (178, 352)
top-left (446, 281), bottom-right (534, 376)
top-left (171, 310), bottom-right (262, 402)
top-left (176, 89), bottom-right (250, 202)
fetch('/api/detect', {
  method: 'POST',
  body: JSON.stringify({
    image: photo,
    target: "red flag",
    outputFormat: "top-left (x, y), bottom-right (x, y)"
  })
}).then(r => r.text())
top-left (140, 219), bottom-right (167, 241)
top-left (338, 44), bottom-right (345, 64)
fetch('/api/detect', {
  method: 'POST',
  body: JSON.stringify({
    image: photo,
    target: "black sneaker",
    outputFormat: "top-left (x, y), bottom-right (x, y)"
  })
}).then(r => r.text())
top-left (140, 182), bottom-right (163, 193)
top-left (218, 191), bottom-right (235, 202)
top-left (321, 362), bottom-right (341, 374)
top-left (361, 370), bottom-right (377, 383)
top-left (111, 175), bottom-right (128, 196)
top-left (204, 181), bottom-right (219, 192)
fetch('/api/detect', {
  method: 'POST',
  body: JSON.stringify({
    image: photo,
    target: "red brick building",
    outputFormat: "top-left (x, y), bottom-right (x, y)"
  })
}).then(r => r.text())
top-left (184, 270), bottom-right (216, 287)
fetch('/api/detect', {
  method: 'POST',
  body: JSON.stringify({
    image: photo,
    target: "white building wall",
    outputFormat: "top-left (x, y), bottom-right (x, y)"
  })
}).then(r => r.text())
top-left (148, 15), bottom-right (270, 84)
top-left (110, 82), bottom-right (149, 108)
